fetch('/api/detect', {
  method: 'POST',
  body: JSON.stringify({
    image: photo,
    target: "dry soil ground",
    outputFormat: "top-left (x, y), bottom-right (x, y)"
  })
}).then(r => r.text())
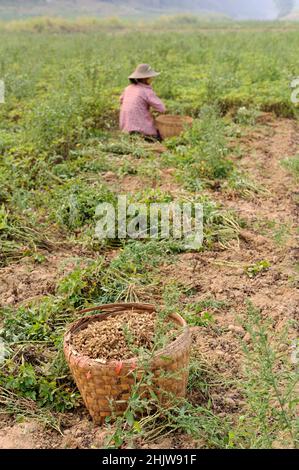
top-left (0, 114), bottom-right (298, 448)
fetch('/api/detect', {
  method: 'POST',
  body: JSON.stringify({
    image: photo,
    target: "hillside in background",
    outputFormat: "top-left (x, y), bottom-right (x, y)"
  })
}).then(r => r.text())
top-left (0, 0), bottom-right (297, 21)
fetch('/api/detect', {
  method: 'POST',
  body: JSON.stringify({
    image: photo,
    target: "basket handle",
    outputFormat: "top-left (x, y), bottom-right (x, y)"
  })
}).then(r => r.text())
top-left (76, 302), bottom-right (155, 316)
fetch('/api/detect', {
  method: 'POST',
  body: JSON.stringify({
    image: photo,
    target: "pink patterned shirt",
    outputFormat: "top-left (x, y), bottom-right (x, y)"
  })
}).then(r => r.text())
top-left (120, 83), bottom-right (166, 136)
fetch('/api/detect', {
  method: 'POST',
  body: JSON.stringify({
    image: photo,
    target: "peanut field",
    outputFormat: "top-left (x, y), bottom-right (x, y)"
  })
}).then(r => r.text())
top-left (0, 18), bottom-right (298, 449)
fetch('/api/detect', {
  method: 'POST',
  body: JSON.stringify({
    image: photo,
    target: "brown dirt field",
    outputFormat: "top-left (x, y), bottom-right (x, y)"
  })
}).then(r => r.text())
top-left (0, 115), bottom-right (298, 448)
top-left (0, 248), bottom-right (95, 308)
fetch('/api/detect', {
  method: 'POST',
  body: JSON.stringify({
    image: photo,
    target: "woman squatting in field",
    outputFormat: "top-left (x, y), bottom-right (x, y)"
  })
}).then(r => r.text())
top-left (119, 64), bottom-right (166, 141)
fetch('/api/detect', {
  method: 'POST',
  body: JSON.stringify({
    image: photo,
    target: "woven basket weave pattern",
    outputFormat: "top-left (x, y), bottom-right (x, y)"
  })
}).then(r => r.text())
top-left (155, 115), bottom-right (193, 139)
top-left (64, 303), bottom-right (191, 424)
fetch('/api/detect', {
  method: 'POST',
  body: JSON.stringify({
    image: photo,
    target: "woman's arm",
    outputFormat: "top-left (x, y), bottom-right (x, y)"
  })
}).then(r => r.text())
top-left (146, 88), bottom-right (166, 113)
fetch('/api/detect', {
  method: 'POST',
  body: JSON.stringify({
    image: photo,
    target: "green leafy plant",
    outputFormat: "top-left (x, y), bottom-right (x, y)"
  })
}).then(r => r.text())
top-left (236, 303), bottom-right (299, 448)
top-left (245, 260), bottom-right (271, 278)
top-left (282, 155), bottom-right (299, 180)
top-left (234, 107), bottom-right (260, 126)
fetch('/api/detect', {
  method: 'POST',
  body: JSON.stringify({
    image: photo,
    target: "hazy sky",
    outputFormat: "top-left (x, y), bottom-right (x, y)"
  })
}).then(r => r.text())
top-left (2, 1), bottom-right (299, 20)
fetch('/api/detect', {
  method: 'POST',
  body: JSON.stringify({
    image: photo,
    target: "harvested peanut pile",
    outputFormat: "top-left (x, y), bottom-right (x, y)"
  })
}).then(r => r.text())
top-left (71, 310), bottom-right (180, 361)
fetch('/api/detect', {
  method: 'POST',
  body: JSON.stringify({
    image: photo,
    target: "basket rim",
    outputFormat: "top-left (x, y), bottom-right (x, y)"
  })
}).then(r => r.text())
top-left (155, 114), bottom-right (193, 124)
top-left (64, 302), bottom-right (190, 367)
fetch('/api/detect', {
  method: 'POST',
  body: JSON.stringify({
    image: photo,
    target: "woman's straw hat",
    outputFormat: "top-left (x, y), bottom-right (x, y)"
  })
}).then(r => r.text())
top-left (129, 64), bottom-right (160, 79)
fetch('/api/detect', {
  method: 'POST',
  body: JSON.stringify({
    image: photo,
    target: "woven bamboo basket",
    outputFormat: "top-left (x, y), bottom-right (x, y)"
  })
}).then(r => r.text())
top-left (155, 114), bottom-right (193, 139)
top-left (64, 303), bottom-right (191, 424)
